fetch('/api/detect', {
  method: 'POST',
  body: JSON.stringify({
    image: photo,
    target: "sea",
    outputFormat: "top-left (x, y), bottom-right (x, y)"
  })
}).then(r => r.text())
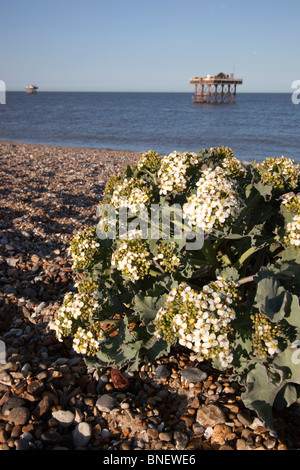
top-left (1, 92), bottom-right (299, 162)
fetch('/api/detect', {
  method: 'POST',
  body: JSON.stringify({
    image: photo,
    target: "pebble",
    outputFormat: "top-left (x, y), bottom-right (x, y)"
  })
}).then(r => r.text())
top-left (237, 410), bottom-right (254, 428)
top-left (155, 365), bottom-right (170, 379)
top-left (96, 394), bottom-right (117, 413)
top-left (181, 367), bottom-right (207, 383)
top-left (2, 397), bottom-right (26, 414)
top-left (0, 141), bottom-right (297, 451)
top-left (236, 438), bottom-right (251, 450)
top-left (5, 406), bottom-right (30, 426)
top-left (159, 431), bottom-right (172, 442)
top-left (72, 422), bottom-right (92, 448)
top-left (196, 404), bottom-right (226, 427)
top-left (211, 424), bottom-right (233, 446)
top-left (32, 396), bottom-right (52, 418)
top-left (52, 410), bottom-right (75, 428)
top-left (174, 431), bottom-right (189, 450)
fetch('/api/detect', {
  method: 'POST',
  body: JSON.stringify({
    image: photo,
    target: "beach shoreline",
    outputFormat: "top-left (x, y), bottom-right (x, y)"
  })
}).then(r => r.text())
top-left (0, 139), bottom-right (295, 451)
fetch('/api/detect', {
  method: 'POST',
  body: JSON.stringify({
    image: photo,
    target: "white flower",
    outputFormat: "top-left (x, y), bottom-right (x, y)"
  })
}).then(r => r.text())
top-left (154, 278), bottom-right (239, 368)
top-left (286, 214), bottom-right (300, 246)
top-left (158, 151), bottom-right (201, 195)
top-left (183, 167), bottom-right (245, 234)
top-left (265, 339), bottom-right (280, 356)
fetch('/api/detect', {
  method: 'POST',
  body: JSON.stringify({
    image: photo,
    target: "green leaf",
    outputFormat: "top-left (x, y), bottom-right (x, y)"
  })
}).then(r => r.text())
top-left (125, 164), bottom-right (134, 177)
top-left (254, 276), bottom-right (291, 323)
top-left (253, 181), bottom-right (273, 201)
top-left (274, 346), bottom-right (300, 384)
top-left (280, 202), bottom-right (296, 224)
top-left (143, 338), bottom-right (170, 363)
top-left (134, 295), bottom-right (165, 325)
top-left (284, 294), bottom-right (300, 335)
top-left (218, 266), bottom-right (239, 281)
top-left (241, 363), bottom-right (280, 430)
top-left (273, 383), bottom-right (298, 411)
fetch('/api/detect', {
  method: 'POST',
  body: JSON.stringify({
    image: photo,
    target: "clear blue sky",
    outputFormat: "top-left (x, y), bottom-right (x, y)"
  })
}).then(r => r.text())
top-left (1, 0), bottom-right (299, 92)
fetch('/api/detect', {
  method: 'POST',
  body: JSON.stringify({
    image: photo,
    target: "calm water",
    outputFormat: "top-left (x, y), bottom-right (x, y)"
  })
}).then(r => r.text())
top-left (1, 92), bottom-right (299, 162)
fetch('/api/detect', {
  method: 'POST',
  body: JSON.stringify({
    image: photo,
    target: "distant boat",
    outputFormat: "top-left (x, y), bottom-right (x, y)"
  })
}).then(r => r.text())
top-left (24, 85), bottom-right (38, 94)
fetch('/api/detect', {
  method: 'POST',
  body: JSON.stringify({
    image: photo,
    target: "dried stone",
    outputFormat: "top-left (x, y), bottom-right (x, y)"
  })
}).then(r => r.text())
top-left (5, 406), bottom-right (30, 425)
top-left (2, 397), bottom-right (26, 415)
top-left (96, 394), bottom-right (117, 413)
top-left (52, 410), bottom-right (75, 428)
top-left (27, 379), bottom-right (44, 395)
top-left (147, 427), bottom-right (159, 439)
top-left (237, 410), bottom-right (254, 428)
top-left (72, 422), bottom-right (92, 448)
top-left (155, 365), bottom-right (170, 379)
top-left (211, 424), bottom-right (232, 445)
top-left (32, 396), bottom-right (52, 418)
top-left (196, 404), bottom-right (226, 428)
top-left (174, 431), bottom-right (189, 450)
top-left (159, 431), bottom-right (172, 442)
top-left (181, 367), bottom-right (207, 383)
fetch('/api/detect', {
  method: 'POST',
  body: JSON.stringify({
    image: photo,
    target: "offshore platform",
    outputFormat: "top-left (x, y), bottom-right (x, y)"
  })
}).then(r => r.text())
top-left (190, 73), bottom-right (243, 104)
top-left (24, 85), bottom-right (38, 94)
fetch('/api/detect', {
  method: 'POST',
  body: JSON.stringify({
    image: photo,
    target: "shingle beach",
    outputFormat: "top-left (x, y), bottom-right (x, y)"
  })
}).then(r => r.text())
top-left (0, 140), bottom-right (298, 451)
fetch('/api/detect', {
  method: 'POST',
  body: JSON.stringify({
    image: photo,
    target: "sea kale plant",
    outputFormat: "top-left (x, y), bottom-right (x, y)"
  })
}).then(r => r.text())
top-left (52, 147), bottom-right (300, 430)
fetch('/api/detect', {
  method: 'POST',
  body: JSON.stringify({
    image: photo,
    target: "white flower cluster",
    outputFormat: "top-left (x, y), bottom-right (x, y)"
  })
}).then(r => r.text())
top-left (219, 155), bottom-right (247, 179)
top-left (281, 192), bottom-right (297, 206)
top-left (68, 227), bottom-right (100, 269)
top-left (73, 326), bottom-right (105, 355)
top-left (154, 277), bottom-right (239, 368)
top-left (286, 214), bottom-right (300, 247)
top-left (153, 241), bottom-right (180, 273)
top-left (210, 146), bottom-right (247, 180)
top-left (111, 236), bottom-right (152, 281)
top-left (52, 290), bottom-right (102, 342)
top-left (158, 151), bottom-right (201, 195)
top-left (183, 166), bottom-right (245, 233)
top-left (110, 177), bottom-right (151, 213)
top-left (281, 192), bottom-right (300, 247)
top-left (255, 156), bottom-right (300, 189)
top-left (255, 324), bottom-right (280, 356)
top-left (137, 150), bottom-right (161, 172)
top-left (251, 312), bottom-right (281, 358)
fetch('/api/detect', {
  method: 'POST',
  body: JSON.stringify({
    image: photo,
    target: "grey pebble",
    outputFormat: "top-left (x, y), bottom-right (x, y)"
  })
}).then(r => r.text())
top-left (72, 422), bottom-right (92, 448)
top-left (96, 394), bottom-right (117, 412)
top-left (237, 410), bottom-right (254, 428)
top-left (52, 410), bottom-right (75, 428)
top-left (181, 367), bottom-right (207, 383)
top-left (174, 431), bottom-right (189, 450)
top-left (6, 406), bottom-right (30, 425)
top-left (155, 365), bottom-right (170, 379)
top-left (2, 397), bottom-right (26, 415)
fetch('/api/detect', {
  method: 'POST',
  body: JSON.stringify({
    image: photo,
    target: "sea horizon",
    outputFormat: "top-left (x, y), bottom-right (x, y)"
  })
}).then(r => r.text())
top-left (6, 90), bottom-right (293, 94)
top-left (1, 91), bottom-right (299, 162)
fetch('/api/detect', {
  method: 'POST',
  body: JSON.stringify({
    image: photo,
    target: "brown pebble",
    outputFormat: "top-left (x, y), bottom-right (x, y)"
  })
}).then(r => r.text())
top-left (7, 406), bottom-right (30, 426)
top-left (32, 396), bottom-right (52, 418)
top-left (10, 425), bottom-right (22, 439)
top-left (253, 426), bottom-right (267, 435)
top-left (27, 379), bottom-right (44, 395)
top-left (159, 432), bottom-right (172, 442)
top-left (0, 429), bottom-right (8, 444)
top-left (211, 424), bottom-right (232, 446)
top-left (120, 442), bottom-right (131, 450)
top-left (147, 428), bottom-right (159, 439)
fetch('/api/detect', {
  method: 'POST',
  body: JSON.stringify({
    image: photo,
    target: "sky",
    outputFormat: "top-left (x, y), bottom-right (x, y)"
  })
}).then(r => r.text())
top-left (1, 0), bottom-right (299, 92)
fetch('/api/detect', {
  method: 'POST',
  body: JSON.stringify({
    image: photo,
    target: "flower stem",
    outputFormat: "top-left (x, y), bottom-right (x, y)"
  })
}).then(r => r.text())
top-left (238, 275), bottom-right (254, 285)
